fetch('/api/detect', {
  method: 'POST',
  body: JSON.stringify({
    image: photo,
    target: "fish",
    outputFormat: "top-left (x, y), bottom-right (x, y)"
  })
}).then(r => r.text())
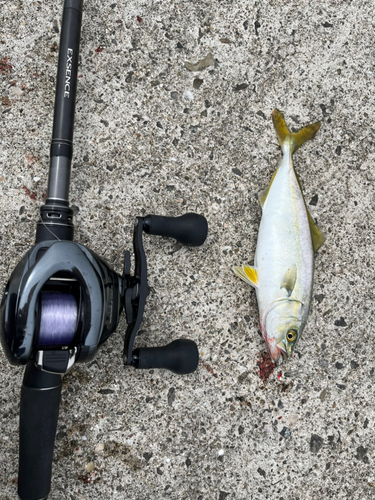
top-left (233, 109), bottom-right (324, 364)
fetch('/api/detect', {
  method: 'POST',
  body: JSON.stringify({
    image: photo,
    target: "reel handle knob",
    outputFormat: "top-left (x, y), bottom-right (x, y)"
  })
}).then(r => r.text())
top-left (132, 339), bottom-right (199, 375)
top-left (143, 213), bottom-right (208, 246)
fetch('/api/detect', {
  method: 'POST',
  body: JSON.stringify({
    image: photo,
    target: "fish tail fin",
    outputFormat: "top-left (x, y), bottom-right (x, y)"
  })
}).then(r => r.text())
top-left (272, 109), bottom-right (321, 155)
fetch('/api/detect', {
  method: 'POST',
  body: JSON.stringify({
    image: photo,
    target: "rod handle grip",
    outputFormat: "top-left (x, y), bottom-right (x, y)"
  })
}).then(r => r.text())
top-left (18, 363), bottom-right (62, 500)
top-left (143, 213), bottom-right (208, 246)
top-left (132, 339), bottom-right (199, 374)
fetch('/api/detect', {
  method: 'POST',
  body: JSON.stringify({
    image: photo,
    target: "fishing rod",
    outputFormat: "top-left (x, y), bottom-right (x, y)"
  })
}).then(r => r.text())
top-left (0, 1), bottom-right (208, 499)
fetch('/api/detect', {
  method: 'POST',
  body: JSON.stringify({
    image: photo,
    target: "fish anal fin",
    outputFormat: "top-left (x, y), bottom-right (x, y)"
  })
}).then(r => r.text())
top-left (307, 210), bottom-right (325, 252)
top-left (280, 265), bottom-right (297, 296)
top-left (233, 265), bottom-right (259, 288)
top-left (293, 168), bottom-right (325, 253)
top-left (272, 109), bottom-right (321, 155)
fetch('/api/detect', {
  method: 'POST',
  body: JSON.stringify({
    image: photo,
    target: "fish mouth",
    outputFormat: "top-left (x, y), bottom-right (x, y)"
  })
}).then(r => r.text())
top-left (266, 339), bottom-right (288, 365)
top-left (274, 348), bottom-right (287, 366)
top-left (277, 340), bottom-right (287, 354)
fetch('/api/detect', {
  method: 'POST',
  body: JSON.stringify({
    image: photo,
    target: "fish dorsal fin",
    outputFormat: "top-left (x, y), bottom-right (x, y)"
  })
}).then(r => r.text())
top-left (233, 265), bottom-right (259, 288)
top-left (293, 169), bottom-right (325, 253)
top-left (272, 109), bottom-right (321, 155)
top-left (281, 265), bottom-right (297, 296)
top-left (258, 169), bottom-right (278, 208)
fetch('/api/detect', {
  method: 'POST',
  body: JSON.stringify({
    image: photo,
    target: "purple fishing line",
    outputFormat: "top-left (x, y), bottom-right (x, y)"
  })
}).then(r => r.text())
top-left (39, 292), bottom-right (78, 346)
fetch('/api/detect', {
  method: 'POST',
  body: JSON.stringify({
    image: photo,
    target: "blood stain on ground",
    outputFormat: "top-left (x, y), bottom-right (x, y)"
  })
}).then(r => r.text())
top-left (0, 57), bottom-right (12, 74)
top-left (257, 352), bottom-right (275, 382)
top-left (22, 185), bottom-right (37, 201)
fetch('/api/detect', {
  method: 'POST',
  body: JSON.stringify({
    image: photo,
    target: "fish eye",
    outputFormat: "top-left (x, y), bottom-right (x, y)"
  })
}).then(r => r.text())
top-left (286, 330), bottom-right (297, 342)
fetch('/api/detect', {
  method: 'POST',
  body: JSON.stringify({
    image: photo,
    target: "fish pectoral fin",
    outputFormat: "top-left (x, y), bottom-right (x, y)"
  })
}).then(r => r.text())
top-left (280, 265), bottom-right (297, 296)
top-left (233, 265), bottom-right (259, 288)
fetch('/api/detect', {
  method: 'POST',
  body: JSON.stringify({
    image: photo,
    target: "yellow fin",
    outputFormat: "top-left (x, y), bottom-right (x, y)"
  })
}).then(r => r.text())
top-left (306, 209), bottom-right (325, 252)
top-left (272, 109), bottom-right (321, 155)
top-left (258, 169), bottom-right (278, 208)
top-left (293, 169), bottom-right (325, 253)
top-left (233, 265), bottom-right (259, 288)
top-left (280, 265), bottom-right (297, 295)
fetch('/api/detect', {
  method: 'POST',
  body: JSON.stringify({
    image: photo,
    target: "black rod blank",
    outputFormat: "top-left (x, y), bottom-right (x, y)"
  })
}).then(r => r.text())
top-left (47, 0), bottom-right (83, 205)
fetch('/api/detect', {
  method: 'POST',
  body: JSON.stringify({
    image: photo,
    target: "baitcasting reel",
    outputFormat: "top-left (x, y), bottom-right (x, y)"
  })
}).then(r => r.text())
top-left (1, 213), bottom-right (207, 375)
top-left (0, 1), bottom-right (208, 499)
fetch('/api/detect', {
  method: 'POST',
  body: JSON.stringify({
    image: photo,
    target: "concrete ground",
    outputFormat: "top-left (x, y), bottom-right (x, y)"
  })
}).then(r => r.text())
top-left (1, 0), bottom-right (375, 499)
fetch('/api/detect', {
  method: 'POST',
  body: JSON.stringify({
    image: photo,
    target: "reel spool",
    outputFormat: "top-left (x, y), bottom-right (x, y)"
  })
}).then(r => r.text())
top-left (38, 292), bottom-right (78, 346)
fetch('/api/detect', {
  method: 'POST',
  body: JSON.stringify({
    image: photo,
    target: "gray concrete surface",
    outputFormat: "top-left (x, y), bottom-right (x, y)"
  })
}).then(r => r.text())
top-left (1, 0), bottom-right (375, 499)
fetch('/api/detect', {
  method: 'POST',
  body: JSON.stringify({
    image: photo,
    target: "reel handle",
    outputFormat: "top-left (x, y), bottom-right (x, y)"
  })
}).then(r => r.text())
top-left (132, 339), bottom-right (199, 375)
top-left (143, 213), bottom-right (208, 246)
top-left (18, 362), bottom-right (62, 500)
